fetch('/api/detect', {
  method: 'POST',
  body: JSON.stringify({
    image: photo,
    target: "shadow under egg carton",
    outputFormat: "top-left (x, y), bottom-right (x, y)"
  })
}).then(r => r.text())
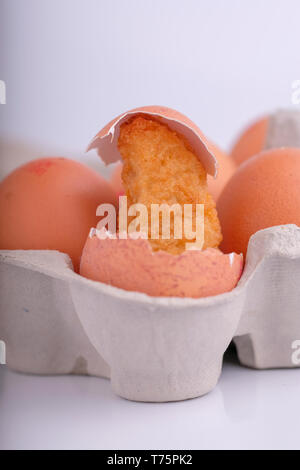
top-left (0, 224), bottom-right (300, 402)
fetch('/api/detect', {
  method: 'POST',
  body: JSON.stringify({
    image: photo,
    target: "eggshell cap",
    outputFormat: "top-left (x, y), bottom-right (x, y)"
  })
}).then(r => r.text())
top-left (87, 105), bottom-right (218, 177)
top-left (80, 230), bottom-right (243, 299)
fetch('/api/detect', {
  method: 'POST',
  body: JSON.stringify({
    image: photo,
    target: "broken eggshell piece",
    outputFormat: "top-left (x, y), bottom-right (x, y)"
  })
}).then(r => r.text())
top-left (87, 105), bottom-right (219, 178)
top-left (80, 229), bottom-right (243, 299)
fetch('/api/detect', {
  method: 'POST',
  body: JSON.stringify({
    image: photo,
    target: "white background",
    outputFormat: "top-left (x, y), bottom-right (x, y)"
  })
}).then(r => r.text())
top-left (1, 0), bottom-right (300, 450)
top-left (1, 0), bottom-right (300, 176)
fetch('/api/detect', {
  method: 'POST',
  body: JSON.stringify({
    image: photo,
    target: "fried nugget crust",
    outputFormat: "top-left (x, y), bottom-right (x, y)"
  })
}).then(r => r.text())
top-left (118, 116), bottom-right (222, 254)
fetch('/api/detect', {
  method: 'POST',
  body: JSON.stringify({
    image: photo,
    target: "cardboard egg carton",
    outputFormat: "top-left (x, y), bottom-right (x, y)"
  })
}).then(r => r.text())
top-left (1, 224), bottom-right (300, 402)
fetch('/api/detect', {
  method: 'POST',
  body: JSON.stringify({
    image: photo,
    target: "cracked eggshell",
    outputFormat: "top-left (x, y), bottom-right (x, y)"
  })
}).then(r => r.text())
top-left (80, 230), bottom-right (243, 299)
top-left (87, 105), bottom-right (219, 178)
top-left (86, 107), bottom-right (242, 298)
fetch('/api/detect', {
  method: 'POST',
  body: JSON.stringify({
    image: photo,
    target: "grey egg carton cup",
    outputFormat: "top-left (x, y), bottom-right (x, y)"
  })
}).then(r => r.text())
top-left (1, 224), bottom-right (300, 402)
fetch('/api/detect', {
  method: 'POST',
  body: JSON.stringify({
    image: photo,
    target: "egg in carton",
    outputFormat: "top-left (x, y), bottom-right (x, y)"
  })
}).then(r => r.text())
top-left (1, 108), bottom-right (300, 402)
top-left (231, 108), bottom-right (300, 166)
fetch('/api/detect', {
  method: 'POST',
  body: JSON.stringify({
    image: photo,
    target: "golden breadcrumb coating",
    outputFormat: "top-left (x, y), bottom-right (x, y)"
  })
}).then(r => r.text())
top-left (118, 116), bottom-right (222, 254)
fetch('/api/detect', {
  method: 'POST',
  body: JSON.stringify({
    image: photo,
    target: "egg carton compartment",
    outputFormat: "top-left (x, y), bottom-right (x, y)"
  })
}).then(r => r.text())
top-left (0, 224), bottom-right (300, 402)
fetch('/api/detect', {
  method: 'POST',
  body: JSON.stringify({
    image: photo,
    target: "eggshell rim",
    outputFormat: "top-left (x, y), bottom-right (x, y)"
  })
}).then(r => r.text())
top-left (79, 227), bottom-right (243, 302)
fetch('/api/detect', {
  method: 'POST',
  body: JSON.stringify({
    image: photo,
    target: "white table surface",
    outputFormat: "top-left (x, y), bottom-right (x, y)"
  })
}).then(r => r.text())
top-left (0, 350), bottom-right (299, 450)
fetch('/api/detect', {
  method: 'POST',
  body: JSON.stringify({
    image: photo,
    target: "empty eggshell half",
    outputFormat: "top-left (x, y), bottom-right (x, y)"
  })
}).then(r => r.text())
top-left (80, 230), bottom-right (243, 299)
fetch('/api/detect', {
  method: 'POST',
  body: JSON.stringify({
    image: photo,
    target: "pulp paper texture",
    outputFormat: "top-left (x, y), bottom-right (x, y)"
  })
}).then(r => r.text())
top-left (0, 225), bottom-right (300, 402)
top-left (0, 251), bottom-right (110, 378)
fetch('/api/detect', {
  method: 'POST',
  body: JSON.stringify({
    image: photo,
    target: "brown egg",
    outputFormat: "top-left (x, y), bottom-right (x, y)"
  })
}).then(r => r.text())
top-left (0, 157), bottom-right (117, 271)
top-left (81, 106), bottom-right (243, 298)
top-left (110, 142), bottom-right (236, 203)
top-left (231, 116), bottom-right (268, 166)
top-left (218, 148), bottom-right (300, 257)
